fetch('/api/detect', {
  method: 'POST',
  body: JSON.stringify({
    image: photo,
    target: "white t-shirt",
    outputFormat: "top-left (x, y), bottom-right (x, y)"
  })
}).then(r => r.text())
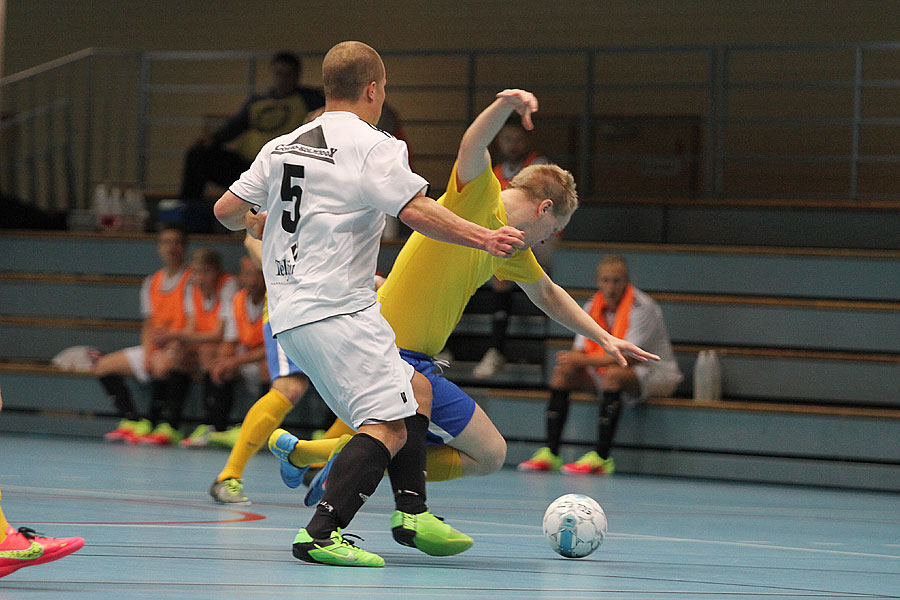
top-left (230, 111), bottom-right (428, 335)
top-left (574, 286), bottom-right (680, 375)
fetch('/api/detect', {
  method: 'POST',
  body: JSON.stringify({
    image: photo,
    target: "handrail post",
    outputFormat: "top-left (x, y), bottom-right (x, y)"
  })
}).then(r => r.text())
top-left (64, 65), bottom-right (76, 210)
top-left (27, 78), bottom-right (37, 207)
top-left (579, 50), bottom-right (594, 196)
top-left (704, 47), bottom-right (717, 198)
top-left (46, 69), bottom-right (57, 211)
top-left (82, 54), bottom-right (94, 205)
top-left (136, 53), bottom-right (150, 191)
top-left (715, 46), bottom-right (729, 199)
top-left (850, 45), bottom-right (862, 201)
top-left (466, 52), bottom-right (477, 123)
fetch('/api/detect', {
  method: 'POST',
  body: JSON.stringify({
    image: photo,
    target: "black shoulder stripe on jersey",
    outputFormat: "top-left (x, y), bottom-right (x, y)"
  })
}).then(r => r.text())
top-left (365, 121), bottom-right (394, 139)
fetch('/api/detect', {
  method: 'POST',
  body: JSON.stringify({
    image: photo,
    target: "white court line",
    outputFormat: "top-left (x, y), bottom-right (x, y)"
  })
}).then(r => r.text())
top-left (56, 522), bottom-right (900, 560)
top-left (617, 532), bottom-right (900, 560)
top-left (12, 485), bottom-right (900, 561)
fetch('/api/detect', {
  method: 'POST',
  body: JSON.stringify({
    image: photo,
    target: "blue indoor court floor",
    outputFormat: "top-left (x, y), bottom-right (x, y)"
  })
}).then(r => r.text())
top-left (0, 433), bottom-right (898, 599)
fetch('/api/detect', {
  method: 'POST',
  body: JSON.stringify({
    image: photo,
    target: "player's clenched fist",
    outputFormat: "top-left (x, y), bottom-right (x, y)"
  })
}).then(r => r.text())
top-left (483, 225), bottom-right (525, 258)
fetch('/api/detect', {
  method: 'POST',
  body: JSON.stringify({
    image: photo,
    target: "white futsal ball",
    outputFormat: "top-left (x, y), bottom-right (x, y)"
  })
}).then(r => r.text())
top-left (542, 493), bottom-right (607, 558)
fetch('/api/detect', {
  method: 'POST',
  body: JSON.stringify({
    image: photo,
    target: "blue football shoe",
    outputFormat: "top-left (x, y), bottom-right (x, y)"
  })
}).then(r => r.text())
top-left (268, 428), bottom-right (309, 489)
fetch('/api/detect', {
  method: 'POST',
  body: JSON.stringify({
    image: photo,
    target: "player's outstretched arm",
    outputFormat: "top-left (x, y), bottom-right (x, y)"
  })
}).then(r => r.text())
top-left (518, 274), bottom-right (660, 367)
top-left (456, 89), bottom-right (538, 186)
top-left (399, 195), bottom-right (524, 258)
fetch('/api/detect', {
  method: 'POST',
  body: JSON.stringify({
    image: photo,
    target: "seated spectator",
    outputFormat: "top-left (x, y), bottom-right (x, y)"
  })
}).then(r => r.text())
top-left (519, 254), bottom-right (683, 475)
top-left (473, 116), bottom-right (553, 378)
top-left (179, 51), bottom-right (325, 232)
top-left (94, 224), bottom-right (192, 443)
top-left (146, 248), bottom-right (237, 446)
top-left (183, 254), bottom-right (268, 448)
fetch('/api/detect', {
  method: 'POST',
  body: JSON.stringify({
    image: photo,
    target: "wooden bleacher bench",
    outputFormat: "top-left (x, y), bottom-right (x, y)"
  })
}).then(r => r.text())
top-left (474, 386), bottom-right (900, 419)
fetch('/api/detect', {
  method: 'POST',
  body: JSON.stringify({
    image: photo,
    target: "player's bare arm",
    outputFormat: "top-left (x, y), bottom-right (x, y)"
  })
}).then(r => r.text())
top-left (398, 194), bottom-right (525, 258)
top-left (243, 234), bottom-right (263, 268)
top-left (555, 349), bottom-right (621, 369)
top-left (214, 191), bottom-right (266, 238)
top-left (456, 89), bottom-right (539, 186)
top-left (518, 273), bottom-right (660, 366)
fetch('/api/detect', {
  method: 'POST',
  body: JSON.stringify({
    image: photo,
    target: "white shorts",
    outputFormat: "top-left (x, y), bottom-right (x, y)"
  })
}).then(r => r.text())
top-left (275, 303), bottom-right (417, 429)
top-left (123, 345), bottom-right (151, 383)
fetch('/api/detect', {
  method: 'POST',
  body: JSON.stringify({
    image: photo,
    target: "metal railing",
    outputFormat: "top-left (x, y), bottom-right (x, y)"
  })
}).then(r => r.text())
top-left (2, 43), bottom-right (899, 213)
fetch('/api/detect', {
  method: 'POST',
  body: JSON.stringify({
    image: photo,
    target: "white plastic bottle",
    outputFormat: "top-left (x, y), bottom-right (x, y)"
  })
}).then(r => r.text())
top-left (92, 182), bottom-right (109, 230)
top-left (693, 350), bottom-right (709, 401)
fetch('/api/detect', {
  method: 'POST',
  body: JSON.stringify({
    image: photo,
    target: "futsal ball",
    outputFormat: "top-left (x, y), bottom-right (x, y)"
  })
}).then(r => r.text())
top-left (542, 493), bottom-right (607, 558)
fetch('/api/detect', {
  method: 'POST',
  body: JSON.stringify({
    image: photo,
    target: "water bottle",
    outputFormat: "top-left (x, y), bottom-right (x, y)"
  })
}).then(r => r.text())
top-left (92, 183), bottom-right (108, 220)
top-left (692, 350), bottom-right (709, 401)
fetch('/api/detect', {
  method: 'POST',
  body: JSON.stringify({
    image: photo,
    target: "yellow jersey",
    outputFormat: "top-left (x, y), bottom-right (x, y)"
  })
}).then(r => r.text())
top-left (378, 163), bottom-right (544, 356)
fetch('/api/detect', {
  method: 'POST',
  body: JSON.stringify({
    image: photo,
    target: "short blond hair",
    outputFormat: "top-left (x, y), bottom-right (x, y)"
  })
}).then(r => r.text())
top-left (322, 41), bottom-right (385, 102)
top-left (508, 164), bottom-right (578, 217)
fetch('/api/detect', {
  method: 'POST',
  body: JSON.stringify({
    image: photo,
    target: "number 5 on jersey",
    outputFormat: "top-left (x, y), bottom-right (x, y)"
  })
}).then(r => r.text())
top-left (281, 163), bottom-right (304, 233)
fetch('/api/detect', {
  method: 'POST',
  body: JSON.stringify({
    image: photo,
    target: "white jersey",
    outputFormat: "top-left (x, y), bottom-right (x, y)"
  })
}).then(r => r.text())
top-left (230, 111), bottom-right (428, 335)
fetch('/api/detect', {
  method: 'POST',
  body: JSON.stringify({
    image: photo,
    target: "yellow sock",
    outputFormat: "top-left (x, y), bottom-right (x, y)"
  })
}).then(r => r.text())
top-left (217, 388), bottom-right (293, 482)
top-left (0, 487), bottom-right (9, 543)
top-left (289, 437), bottom-right (343, 466)
top-left (321, 418), bottom-right (355, 439)
top-left (426, 445), bottom-right (464, 482)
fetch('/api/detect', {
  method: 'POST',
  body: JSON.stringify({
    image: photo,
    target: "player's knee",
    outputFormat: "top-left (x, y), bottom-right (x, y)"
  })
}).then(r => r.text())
top-left (363, 420), bottom-right (407, 456)
top-left (550, 370), bottom-right (577, 389)
top-left (385, 426), bottom-right (407, 455)
top-left (273, 375), bottom-right (307, 404)
top-left (602, 366), bottom-right (635, 392)
top-left (483, 438), bottom-right (507, 474)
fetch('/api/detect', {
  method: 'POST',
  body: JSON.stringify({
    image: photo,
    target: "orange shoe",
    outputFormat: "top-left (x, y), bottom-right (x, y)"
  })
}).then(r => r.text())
top-left (560, 451), bottom-right (615, 475)
top-left (0, 526), bottom-right (85, 578)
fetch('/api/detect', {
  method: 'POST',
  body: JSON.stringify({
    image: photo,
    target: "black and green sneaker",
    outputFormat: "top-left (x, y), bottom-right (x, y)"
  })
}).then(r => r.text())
top-left (391, 510), bottom-right (473, 556)
top-left (292, 528), bottom-right (384, 567)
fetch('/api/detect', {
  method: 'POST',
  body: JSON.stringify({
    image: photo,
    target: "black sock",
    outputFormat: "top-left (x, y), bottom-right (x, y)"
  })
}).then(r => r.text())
top-left (165, 372), bottom-right (192, 429)
top-left (210, 379), bottom-right (235, 431)
top-left (546, 389), bottom-right (570, 455)
top-left (148, 378), bottom-right (167, 425)
top-left (201, 373), bottom-right (216, 425)
top-left (100, 374), bottom-right (137, 420)
top-left (489, 289), bottom-right (513, 354)
top-left (305, 432), bottom-right (391, 539)
top-left (596, 391), bottom-right (622, 459)
top-left (387, 413), bottom-right (429, 514)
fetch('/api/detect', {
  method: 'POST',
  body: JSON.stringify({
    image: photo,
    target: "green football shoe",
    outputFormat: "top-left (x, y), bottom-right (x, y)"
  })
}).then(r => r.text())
top-left (292, 528), bottom-right (384, 567)
top-left (209, 478), bottom-right (250, 505)
top-left (391, 510), bottom-right (473, 556)
top-left (208, 425), bottom-right (242, 449)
